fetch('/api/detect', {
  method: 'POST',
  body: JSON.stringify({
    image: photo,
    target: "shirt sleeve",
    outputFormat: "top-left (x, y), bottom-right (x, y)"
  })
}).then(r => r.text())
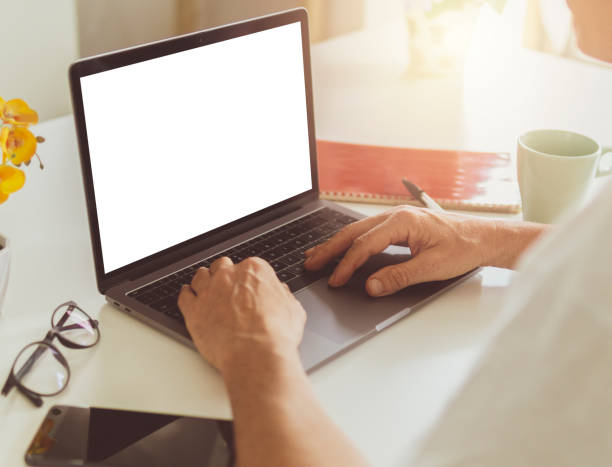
top-left (409, 180), bottom-right (612, 467)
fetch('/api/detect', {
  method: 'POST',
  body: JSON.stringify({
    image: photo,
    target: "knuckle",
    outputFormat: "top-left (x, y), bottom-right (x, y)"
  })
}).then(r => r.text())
top-left (177, 289), bottom-right (190, 309)
top-left (352, 234), bottom-right (369, 248)
top-left (351, 233), bottom-right (377, 256)
top-left (194, 266), bottom-right (207, 277)
top-left (245, 256), bottom-right (268, 270)
top-left (243, 256), bottom-right (260, 266)
top-left (395, 207), bottom-right (414, 221)
top-left (242, 256), bottom-right (274, 276)
top-left (339, 223), bottom-right (355, 237)
top-left (385, 267), bottom-right (409, 290)
top-left (191, 272), bottom-right (202, 284)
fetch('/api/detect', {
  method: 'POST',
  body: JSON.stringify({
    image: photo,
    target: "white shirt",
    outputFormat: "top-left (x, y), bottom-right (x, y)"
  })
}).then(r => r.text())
top-left (412, 179), bottom-right (612, 466)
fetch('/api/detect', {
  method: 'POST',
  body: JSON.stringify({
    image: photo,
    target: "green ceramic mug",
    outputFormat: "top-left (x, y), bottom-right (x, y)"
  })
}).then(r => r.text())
top-left (517, 129), bottom-right (612, 224)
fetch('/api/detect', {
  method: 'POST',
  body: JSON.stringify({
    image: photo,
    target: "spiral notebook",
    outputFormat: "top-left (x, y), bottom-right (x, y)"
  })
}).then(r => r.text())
top-left (317, 140), bottom-right (521, 214)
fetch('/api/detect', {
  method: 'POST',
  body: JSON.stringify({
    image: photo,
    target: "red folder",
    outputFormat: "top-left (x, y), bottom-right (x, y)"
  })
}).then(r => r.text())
top-left (317, 140), bottom-right (521, 213)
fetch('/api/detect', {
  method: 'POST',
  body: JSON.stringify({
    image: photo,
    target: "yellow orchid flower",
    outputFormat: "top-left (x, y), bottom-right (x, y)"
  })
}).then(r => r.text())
top-left (0, 126), bottom-right (37, 165)
top-left (0, 164), bottom-right (26, 203)
top-left (1, 98), bottom-right (38, 126)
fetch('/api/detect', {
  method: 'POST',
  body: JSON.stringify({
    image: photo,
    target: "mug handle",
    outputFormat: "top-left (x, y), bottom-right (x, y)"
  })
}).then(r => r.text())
top-left (597, 146), bottom-right (612, 177)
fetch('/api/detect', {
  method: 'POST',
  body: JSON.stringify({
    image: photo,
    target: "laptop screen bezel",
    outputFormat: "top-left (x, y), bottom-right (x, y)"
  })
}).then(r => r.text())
top-left (69, 8), bottom-right (319, 293)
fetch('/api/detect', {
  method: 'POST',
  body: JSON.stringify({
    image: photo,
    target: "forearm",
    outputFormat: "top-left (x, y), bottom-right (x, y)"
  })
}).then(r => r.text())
top-left (223, 351), bottom-right (369, 467)
top-left (483, 220), bottom-right (551, 269)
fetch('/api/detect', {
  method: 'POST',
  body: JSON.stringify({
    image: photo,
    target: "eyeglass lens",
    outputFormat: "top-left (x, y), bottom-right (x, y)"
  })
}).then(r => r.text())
top-left (13, 342), bottom-right (69, 396)
top-left (52, 304), bottom-right (98, 347)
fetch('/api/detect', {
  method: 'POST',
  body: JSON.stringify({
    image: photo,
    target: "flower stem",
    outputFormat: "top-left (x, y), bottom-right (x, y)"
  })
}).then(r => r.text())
top-left (35, 153), bottom-right (44, 169)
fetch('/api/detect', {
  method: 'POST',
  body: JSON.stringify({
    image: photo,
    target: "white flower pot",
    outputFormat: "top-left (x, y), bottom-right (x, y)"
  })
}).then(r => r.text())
top-left (0, 233), bottom-right (9, 313)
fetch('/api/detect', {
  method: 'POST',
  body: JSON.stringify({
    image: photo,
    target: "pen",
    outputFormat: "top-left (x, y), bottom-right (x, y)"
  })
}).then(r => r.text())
top-left (402, 178), bottom-right (444, 211)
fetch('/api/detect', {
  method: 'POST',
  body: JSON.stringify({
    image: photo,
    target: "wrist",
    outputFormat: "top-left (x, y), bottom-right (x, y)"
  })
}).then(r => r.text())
top-left (221, 345), bottom-right (305, 396)
top-left (482, 219), bottom-right (549, 269)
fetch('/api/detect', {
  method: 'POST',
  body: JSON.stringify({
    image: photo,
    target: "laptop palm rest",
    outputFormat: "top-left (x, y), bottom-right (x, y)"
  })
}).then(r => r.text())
top-left (296, 246), bottom-right (475, 349)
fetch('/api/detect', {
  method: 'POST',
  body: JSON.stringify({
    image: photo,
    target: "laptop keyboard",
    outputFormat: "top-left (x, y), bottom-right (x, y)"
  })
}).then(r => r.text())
top-left (126, 208), bottom-right (358, 324)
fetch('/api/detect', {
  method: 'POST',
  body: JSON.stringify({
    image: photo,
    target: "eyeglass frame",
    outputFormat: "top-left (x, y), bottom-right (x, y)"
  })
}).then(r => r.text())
top-left (1, 300), bottom-right (100, 407)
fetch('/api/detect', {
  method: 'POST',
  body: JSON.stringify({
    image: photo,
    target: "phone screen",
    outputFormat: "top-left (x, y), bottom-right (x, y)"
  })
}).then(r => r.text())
top-left (25, 405), bottom-right (235, 467)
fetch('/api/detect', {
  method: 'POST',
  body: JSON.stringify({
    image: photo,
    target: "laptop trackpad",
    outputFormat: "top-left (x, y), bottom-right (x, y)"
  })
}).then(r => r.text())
top-left (296, 246), bottom-right (469, 344)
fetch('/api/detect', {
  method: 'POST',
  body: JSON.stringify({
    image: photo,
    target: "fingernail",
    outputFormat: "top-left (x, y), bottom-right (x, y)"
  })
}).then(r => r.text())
top-left (328, 271), bottom-right (338, 286)
top-left (304, 247), bottom-right (315, 257)
top-left (367, 278), bottom-right (384, 296)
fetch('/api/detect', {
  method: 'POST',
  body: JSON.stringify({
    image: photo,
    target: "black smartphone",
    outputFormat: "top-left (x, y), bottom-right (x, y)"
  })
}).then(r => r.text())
top-left (25, 405), bottom-right (235, 467)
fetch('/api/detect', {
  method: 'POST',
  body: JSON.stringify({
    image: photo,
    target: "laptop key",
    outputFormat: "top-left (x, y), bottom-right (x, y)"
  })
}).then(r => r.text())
top-left (164, 306), bottom-right (183, 319)
top-left (287, 263), bottom-right (305, 275)
top-left (268, 260), bottom-right (288, 272)
top-left (243, 246), bottom-right (261, 256)
top-left (275, 243), bottom-right (294, 255)
top-left (280, 251), bottom-right (304, 265)
top-left (277, 270), bottom-right (297, 282)
top-left (228, 254), bottom-right (245, 263)
top-left (262, 249), bottom-right (282, 261)
top-left (298, 231), bottom-right (321, 243)
top-left (260, 239), bottom-right (276, 250)
top-left (150, 296), bottom-right (179, 314)
top-left (338, 215), bottom-right (357, 224)
top-left (285, 238), bottom-right (306, 250)
top-left (137, 292), bottom-right (159, 305)
top-left (274, 232), bottom-right (292, 243)
top-left (156, 284), bottom-right (174, 295)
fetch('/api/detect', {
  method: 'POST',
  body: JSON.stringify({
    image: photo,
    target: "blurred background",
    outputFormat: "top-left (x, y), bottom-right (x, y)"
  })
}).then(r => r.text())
top-left (1, 0), bottom-right (608, 122)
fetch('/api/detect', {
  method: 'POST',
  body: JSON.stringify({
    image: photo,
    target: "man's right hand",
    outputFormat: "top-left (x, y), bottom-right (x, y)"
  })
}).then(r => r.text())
top-left (178, 257), bottom-right (306, 376)
top-left (304, 206), bottom-right (547, 297)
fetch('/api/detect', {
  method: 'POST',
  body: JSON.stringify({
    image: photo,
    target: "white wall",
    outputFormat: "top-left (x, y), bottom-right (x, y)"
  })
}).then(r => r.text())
top-left (77, 0), bottom-right (177, 57)
top-left (364, 0), bottom-right (404, 29)
top-left (0, 0), bottom-right (78, 121)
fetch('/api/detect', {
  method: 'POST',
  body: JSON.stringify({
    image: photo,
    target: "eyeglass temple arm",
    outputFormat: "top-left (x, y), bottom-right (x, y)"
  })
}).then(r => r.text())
top-left (2, 337), bottom-right (53, 395)
top-left (1, 373), bottom-right (43, 406)
top-left (1, 373), bottom-right (13, 395)
top-left (18, 381), bottom-right (43, 407)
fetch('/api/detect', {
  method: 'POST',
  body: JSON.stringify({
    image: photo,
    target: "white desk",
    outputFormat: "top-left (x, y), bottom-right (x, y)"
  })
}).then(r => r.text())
top-left (1, 24), bottom-right (611, 466)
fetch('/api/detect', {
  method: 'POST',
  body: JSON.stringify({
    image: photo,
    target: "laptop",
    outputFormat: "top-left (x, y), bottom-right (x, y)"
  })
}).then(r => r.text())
top-left (69, 8), bottom-right (478, 371)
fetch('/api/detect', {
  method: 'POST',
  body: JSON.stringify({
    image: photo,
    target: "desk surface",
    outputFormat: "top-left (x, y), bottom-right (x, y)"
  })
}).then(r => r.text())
top-left (1, 24), bottom-right (611, 466)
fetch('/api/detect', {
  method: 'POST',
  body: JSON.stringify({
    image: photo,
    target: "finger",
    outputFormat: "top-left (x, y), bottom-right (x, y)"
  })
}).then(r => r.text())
top-left (190, 266), bottom-right (210, 293)
top-left (365, 252), bottom-right (442, 297)
top-left (241, 256), bottom-right (274, 276)
top-left (178, 284), bottom-right (197, 315)
top-left (304, 214), bottom-right (387, 271)
top-left (328, 217), bottom-right (402, 287)
top-left (210, 256), bottom-right (233, 274)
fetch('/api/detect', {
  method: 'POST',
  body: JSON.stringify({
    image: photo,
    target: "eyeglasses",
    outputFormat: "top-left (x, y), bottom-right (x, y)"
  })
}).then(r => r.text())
top-left (2, 301), bottom-right (100, 407)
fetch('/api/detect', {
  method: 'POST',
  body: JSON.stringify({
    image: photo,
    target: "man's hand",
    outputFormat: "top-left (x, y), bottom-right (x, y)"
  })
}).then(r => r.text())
top-left (178, 256), bottom-right (306, 375)
top-left (304, 206), bottom-right (548, 297)
top-left (178, 257), bottom-right (369, 467)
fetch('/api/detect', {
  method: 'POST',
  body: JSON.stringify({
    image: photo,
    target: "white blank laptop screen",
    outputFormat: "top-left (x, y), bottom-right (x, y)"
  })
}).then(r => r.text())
top-left (80, 22), bottom-right (312, 274)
